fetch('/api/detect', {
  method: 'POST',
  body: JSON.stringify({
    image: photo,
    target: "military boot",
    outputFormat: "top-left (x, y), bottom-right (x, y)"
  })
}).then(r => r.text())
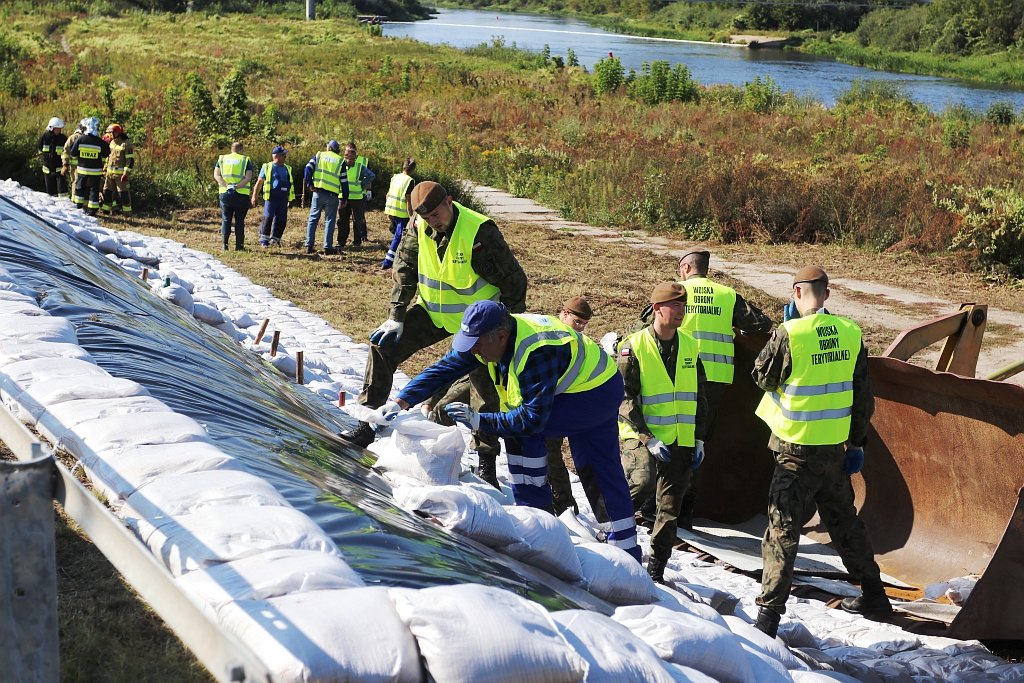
top-left (477, 452), bottom-right (500, 489)
top-left (754, 607), bottom-right (782, 638)
top-left (340, 421), bottom-right (375, 448)
top-left (647, 555), bottom-right (668, 584)
top-left (840, 588), bottom-right (892, 617)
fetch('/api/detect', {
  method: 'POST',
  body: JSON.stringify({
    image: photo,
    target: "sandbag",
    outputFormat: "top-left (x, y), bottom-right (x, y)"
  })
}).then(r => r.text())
top-left (0, 314), bottom-right (77, 344)
top-left (652, 584), bottom-right (729, 628)
top-left (36, 395), bottom-right (171, 444)
top-left (0, 340), bottom-right (91, 368)
top-left (125, 469), bottom-right (289, 519)
top-left (60, 411), bottom-right (211, 465)
top-left (724, 615), bottom-right (809, 671)
top-left (551, 609), bottom-right (677, 682)
top-left (372, 417), bottom-right (464, 486)
top-left (88, 442), bottom-right (244, 506)
top-left (128, 504), bottom-right (339, 576)
top-left (217, 587), bottom-right (423, 683)
top-left (499, 505), bottom-right (584, 583)
top-left (575, 543), bottom-right (660, 606)
top-left (393, 485), bottom-right (523, 548)
top-left (175, 549), bottom-right (364, 608)
top-left (192, 301), bottom-right (225, 325)
top-left (391, 583), bottom-right (586, 683)
top-left (612, 603), bottom-right (753, 683)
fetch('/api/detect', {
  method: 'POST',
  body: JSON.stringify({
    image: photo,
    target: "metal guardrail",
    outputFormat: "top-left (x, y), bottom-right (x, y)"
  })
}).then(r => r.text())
top-left (0, 405), bottom-right (273, 683)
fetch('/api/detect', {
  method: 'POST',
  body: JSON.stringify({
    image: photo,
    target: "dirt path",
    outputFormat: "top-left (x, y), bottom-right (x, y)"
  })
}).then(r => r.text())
top-left (471, 184), bottom-right (1024, 385)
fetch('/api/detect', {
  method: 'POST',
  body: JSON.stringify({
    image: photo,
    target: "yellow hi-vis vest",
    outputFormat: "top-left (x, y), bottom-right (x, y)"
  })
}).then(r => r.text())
top-left (261, 162), bottom-right (295, 201)
top-left (346, 155), bottom-right (367, 200)
top-left (681, 277), bottom-right (737, 384)
top-left (384, 172), bottom-right (414, 218)
top-left (217, 153), bottom-right (251, 195)
top-left (416, 202), bottom-right (500, 333)
top-left (312, 151), bottom-right (344, 194)
top-left (755, 314), bottom-right (861, 446)
top-left (487, 314), bottom-right (618, 412)
top-left (617, 327), bottom-right (700, 447)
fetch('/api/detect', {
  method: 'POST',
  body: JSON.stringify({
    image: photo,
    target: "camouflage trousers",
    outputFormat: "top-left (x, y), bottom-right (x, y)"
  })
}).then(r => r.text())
top-left (359, 304), bottom-right (501, 459)
top-left (757, 445), bottom-right (884, 613)
top-left (622, 440), bottom-right (693, 561)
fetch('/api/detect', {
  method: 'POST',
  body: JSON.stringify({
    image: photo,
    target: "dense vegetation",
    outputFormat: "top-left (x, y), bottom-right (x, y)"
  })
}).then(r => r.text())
top-left (2, 9), bottom-right (1024, 279)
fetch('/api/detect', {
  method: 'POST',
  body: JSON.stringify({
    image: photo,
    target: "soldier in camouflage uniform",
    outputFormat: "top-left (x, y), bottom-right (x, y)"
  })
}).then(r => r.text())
top-left (341, 181), bottom-right (527, 488)
top-left (752, 265), bottom-right (890, 638)
top-left (618, 282), bottom-right (708, 582)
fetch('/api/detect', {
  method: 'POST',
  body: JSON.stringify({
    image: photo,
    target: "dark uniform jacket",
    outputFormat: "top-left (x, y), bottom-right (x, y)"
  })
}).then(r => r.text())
top-left (617, 325), bottom-right (709, 446)
top-left (39, 130), bottom-right (68, 171)
top-left (390, 204), bottom-right (528, 322)
top-left (751, 308), bottom-right (874, 455)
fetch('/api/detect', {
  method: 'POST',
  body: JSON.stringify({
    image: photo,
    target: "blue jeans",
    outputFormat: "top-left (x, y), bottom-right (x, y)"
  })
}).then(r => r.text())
top-left (219, 190), bottom-right (249, 249)
top-left (507, 372), bottom-right (640, 562)
top-left (259, 196), bottom-right (289, 245)
top-left (304, 189), bottom-right (339, 249)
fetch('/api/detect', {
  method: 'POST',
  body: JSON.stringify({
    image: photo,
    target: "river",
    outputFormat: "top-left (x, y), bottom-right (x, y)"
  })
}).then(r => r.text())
top-left (384, 8), bottom-right (1024, 111)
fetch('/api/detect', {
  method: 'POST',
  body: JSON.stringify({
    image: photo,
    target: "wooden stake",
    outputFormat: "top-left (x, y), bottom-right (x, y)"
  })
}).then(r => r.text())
top-left (338, 390), bottom-right (346, 407)
top-left (296, 350), bottom-right (304, 384)
top-left (270, 330), bottom-right (281, 358)
top-left (254, 318), bottom-right (270, 345)
top-left (141, 267), bottom-right (148, 280)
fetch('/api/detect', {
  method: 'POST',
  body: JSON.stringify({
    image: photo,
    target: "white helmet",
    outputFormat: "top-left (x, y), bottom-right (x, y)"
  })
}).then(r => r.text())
top-left (82, 117), bottom-right (100, 136)
top-left (47, 117), bottom-right (65, 130)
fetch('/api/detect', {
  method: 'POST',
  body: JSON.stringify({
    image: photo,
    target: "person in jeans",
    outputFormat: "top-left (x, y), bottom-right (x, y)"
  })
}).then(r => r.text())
top-left (302, 140), bottom-right (348, 255)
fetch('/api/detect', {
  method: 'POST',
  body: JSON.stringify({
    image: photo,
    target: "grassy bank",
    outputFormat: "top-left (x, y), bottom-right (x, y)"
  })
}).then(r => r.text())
top-left (3, 10), bottom-right (1024, 279)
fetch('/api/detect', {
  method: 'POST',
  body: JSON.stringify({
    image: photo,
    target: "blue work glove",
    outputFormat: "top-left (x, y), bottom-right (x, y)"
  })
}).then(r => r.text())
top-left (783, 299), bottom-right (799, 322)
top-left (646, 437), bottom-right (672, 463)
top-left (844, 447), bottom-right (864, 475)
top-left (369, 319), bottom-right (404, 346)
top-left (370, 400), bottom-right (403, 424)
top-left (444, 402), bottom-right (481, 431)
top-left (691, 440), bottom-right (705, 470)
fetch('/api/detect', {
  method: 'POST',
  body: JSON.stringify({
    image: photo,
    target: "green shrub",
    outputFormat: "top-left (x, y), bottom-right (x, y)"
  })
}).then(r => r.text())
top-left (937, 184), bottom-right (1024, 278)
top-left (629, 61), bottom-right (700, 105)
top-left (743, 76), bottom-right (782, 114)
top-left (836, 80), bottom-right (920, 117)
top-left (592, 55), bottom-right (624, 95)
top-left (941, 116), bottom-right (972, 149)
top-left (985, 101), bottom-right (1016, 126)
top-left (0, 33), bottom-right (27, 97)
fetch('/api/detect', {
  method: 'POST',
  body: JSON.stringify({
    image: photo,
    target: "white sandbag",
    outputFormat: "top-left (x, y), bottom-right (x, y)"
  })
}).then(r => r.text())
top-left (724, 615), bottom-right (809, 671)
top-left (391, 583), bottom-right (586, 683)
top-left (613, 604), bottom-right (753, 683)
top-left (269, 353), bottom-right (298, 378)
top-left (0, 315), bottom-right (77, 344)
top-left (372, 417), bottom-right (464, 486)
top-left (192, 301), bottom-right (225, 325)
top-left (125, 469), bottom-right (288, 518)
top-left (75, 228), bottom-right (97, 245)
top-left (847, 629), bottom-right (921, 655)
top-left (791, 672), bottom-right (861, 683)
top-left (217, 587), bottom-right (423, 683)
top-left (499, 506), bottom-right (584, 583)
top-left (157, 283), bottom-right (195, 314)
top-left (14, 375), bottom-right (149, 426)
top-left (214, 317), bottom-right (240, 340)
top-left (175, 549), bottom-right (364, 608)
top-left (0, 340), bottom-right (91, 368)
top-left (652, 584), bottom-right (729, 627)
top-left (663, 663), bottom-right (720, 683)
top-left (0, 299), bottom-right (46, 316)
top-left (86, 441), bottom-right (243, 505)
top-left (129, 504), bottom-right (339, 576)
top-left (61, 411), bottom-right (210, 466)
top-left (36, 395), bottom-right (171, 444)
top-left (739, 642), bottom-right (795, 682)
top-left (94, 235), bottom-right (121, 254)
top-left (393, 485), bottom-right (523, 548)
top-left (575, 543), bottom-right (659, 605)
top-left (551, 609), bottom-right (677, 682)
top-left (0, 356), bottom-right (108, 395)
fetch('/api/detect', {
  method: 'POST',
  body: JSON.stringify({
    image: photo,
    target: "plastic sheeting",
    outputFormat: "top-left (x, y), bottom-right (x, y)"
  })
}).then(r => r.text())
top-left (0, 195), bottom-right (588, 609)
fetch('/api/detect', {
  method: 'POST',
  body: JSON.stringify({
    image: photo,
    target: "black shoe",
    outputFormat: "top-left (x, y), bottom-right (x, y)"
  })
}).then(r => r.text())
top-left (754, 607), bottom-right (782, 638)
top-left (840, 592), bottom-right (892, 616)
top-left (638, 496), bottom-right (656, 524)
top-left (679, 515), bottom-right (694, 533)
top-left (324, 246), bottom-right (337, 255)
top-left (306, 244), bottom-right (315, 254)
top-left (647, 555), bottom-right (668, 584)
top-left (477, 453), bottom-right (500, 489)
top-left (340, 421), bottom-right (375, 448)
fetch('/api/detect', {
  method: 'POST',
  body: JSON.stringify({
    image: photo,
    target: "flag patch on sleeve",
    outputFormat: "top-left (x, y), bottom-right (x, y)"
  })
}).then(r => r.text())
top-left (472, 242), bottom-right (484, 252)
top-left (620, 348), bottom-right (631, 356)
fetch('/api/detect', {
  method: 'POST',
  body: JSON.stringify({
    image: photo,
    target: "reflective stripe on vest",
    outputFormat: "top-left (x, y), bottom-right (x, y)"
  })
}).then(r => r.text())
top-left (617, 327), bottom-right (699, 447)
top-left (218, 153), bottom-right (251, 195)
top-left (313, 151), bottom-right (344, 194)
top-left (488, 314), bottom-right (616, 411)
top-left (75, 143), bottom-right (104, 176)
top-left (261, 162), bottom-right (295, 201)
top-left (754, 314), bottom-right (861, 446)
top-left (346, 159), bottom-right (365, 200)
top-left (384, 172), bottom-right (413, 218)
top-left (415, 202), bottom-right (500, 333)
top-left (681, 277), bottom-right (737, 384)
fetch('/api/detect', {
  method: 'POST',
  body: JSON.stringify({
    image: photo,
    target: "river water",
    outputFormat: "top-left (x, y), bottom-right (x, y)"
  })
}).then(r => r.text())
top-left (385, 8), bottom-right (1024, 111)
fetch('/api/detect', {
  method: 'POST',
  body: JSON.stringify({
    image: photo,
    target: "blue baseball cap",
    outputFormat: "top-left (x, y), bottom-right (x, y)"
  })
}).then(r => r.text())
top-left (272, 145), bottom-right (287, 155)
top-left (452, 301), bottom-right (508, 352)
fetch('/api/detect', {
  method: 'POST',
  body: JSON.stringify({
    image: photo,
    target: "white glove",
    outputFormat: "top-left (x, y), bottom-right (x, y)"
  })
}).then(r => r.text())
top-left (369, 319), bottom-right (404, 346)
top-left (370, 400), bottom-right (403, 424)
top-left (444, 402), bottom-right (480, 431)
top-left (600, 331), bottom-right (620, 355)
top-left (646, 437), bottom-right (672, 463)
top-left (691, 439), bottom-right (705, 470)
